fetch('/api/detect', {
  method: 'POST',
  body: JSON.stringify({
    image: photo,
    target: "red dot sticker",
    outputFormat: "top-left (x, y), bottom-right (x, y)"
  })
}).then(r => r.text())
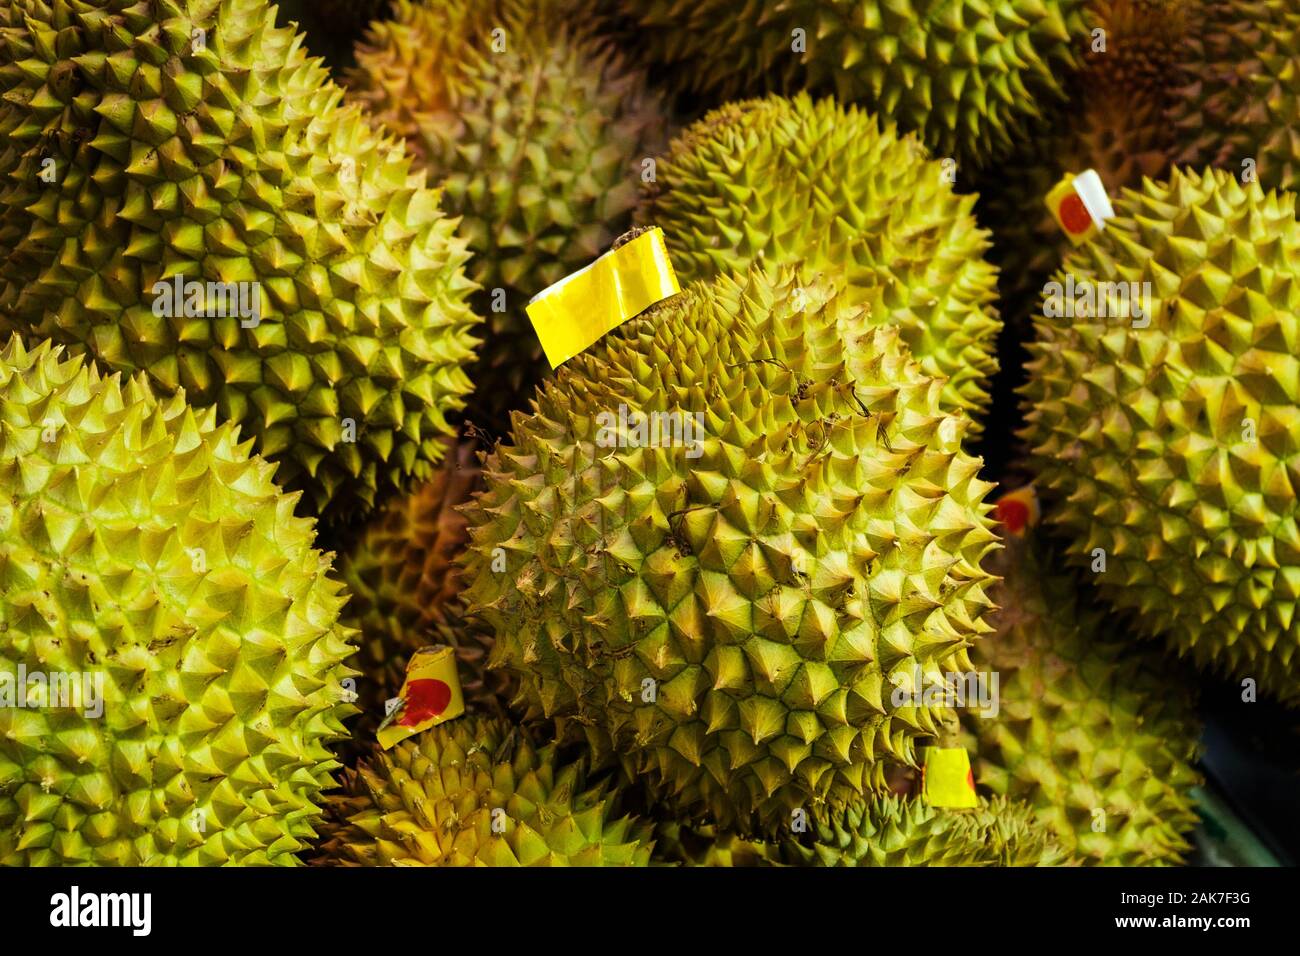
top-left (1058, 193), bottom-right (1092, 234)
top-left (995, 496), bottom-right (1029, 534)
top-left (398, 678), bottom-right (452, 727)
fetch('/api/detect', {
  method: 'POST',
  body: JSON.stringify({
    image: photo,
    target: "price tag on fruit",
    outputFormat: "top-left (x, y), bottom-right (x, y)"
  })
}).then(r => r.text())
top-left (377, 646), bottom-right (466, 750)
top-left (1045, 169), bottom-right (1115, 245)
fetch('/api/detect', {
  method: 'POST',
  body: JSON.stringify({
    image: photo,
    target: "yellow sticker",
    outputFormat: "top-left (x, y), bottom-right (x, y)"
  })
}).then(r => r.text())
top-left (376, 646), bottom-right (465, 751)
top-left (922, 747), bottom-right (979, 808)
top-left (525, 227), bottom-right (680, 369)
top-left (1045, 169), bottom-right (1114, 245)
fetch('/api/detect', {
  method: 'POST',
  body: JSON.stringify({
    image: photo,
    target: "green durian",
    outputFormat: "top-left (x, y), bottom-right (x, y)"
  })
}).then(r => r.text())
top-left (341, 437), bottom-right (479, 636)
top-left (348, 0), bottom-right (665, 426)
top-left (779, 795), bottom-right (1068, 866)
top-left (332, 437), bottom-right (517, 747)
top-left (0, 336), bottom-right (356, 865)
top-left (336, 437), bottom-right (480, 696)
top-left (640, 93), bottom-right (1001, 424)
top-left (319, 715), bottom-right (655, 866)
top-left (1083, 0), bottom-right (1190, 96)
top-left (1168, 0), bottom-right (1300, 193)
top-left (461, 267), bottom-right (1001, 832)
top-left (0, 0), bottom-right (480, 522)
top-left (654, 796), bottom-right (1067, 866)
top-left (1021, 166), bottom-right (1300, 703)
top-left (620, 0), bottom-right (1089, 164)
top-left (959, 516), bottom-right (1202, 864)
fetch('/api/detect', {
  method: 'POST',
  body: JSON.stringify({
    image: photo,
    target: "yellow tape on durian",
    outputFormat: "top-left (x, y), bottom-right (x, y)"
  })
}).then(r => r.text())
top-left (922, 747), bottom-right (979, 808)
top-left (526, 227), bottom-right (680, 368)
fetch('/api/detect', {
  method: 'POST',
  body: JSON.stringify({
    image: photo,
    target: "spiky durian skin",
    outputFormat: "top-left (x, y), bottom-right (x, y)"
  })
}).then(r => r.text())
top-left (460, 268), bottom-right (1001, 833)
top-left (780, 796), bottom-right (1067, 866)
top-left (0, 0), bottom-right (480, 523)
top-left (337, 439), bottom-right (478, 685)
top-left (640, 93), bottom-right (1001, 424)
top-left (621, 0), bottom-right (1088, 165)
top-left (1083, 0), bottom-right (1190, 95)
top-left (1022, 166), bottom-right (1300, 702)
top-left (0, 337), bottom-right (357, 866)
top-left (334, 438), bottom-right (516, 722)
top-left (319, 715), bottom-right (654, 866)
top-left (1168, 0), bottom-right (1300, 193)
top-left (958, 532), bottom-right (1202, 865)
top-left (653, 796), bottom-right (1065, 866)
top-left (348, 0), bottom-right (664, 424)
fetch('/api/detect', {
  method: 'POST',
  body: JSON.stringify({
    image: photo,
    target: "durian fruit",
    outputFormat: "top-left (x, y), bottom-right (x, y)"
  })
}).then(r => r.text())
top-left (332, 437), bottom-right (514, 728)
top-left (1083, 0), bottom-right (1191, 94)
top-left (0, 0), bottom-right (480, 523)
top-left (653, 796), bottom-right (1067, 866)
top-left (1168, 0), bottom-right (1300, 193)
top-left (341, 438), bottom-right (478, 636)
top-left (958, 518), bottom-right (1202, 864)
top-left (620, 0), bottom-right (1089, 165)
top-left (332, 437), bottom-right (516, 748)
top-left (461, 267), bottom-right (1001, 832)
top-left (0, 336), bottom-right (357, 865)
top-left (1021, 166), bottom-right (1300, 704)
top-left (319, 715), bottom-right (655, 865)
top-left (779, 795), bottom-right (1068, 866)
top-left (348, 0), bottom-right (665, 425)
top-left (336, 438), bottom-right (480, 695)
top-left (641, 93), bottom-right (1001, 424)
